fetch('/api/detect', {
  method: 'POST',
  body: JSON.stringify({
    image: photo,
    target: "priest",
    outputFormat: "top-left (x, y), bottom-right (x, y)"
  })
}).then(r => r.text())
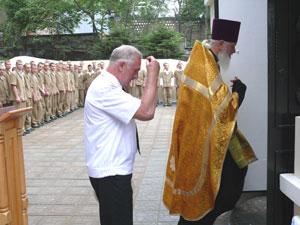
top-left (163, 18), bottom-right (257, 225)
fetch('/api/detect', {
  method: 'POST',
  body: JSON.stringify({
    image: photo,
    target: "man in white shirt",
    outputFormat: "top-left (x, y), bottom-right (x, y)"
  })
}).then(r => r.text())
top-left (84, 45), bottom-right (160, 225)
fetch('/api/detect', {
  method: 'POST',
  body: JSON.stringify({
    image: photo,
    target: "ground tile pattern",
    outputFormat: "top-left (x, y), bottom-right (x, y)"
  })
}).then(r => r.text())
top-left (23, 105), bottom-right (266, 225)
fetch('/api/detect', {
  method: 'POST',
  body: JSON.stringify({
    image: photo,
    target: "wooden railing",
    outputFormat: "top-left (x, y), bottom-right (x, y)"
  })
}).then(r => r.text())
top-left (0, 107), bottom-right (31, 225)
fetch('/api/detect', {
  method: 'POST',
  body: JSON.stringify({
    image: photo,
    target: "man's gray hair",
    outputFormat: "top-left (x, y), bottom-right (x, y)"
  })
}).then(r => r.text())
top-left (202, 39), bottom-right (219, 49)
top-left (109, 45), bottom-right (142, 66)
top-left (202, 39), bottom-right (233, 49)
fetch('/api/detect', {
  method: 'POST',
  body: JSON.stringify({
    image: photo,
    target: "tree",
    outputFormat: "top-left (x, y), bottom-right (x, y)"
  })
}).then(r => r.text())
top-left (73, 0), bottom-right (119, 35)
top-left (131, 0), bottom-right (168, 34)
top-left (90, 26), bottom-right (135, 59)
top-left (28, 0), bottom-right (81, 34)
top-left (139, 24), bottom-right (184, 59)
top-left (0, 0), bottom-right (82, 53)
top-left (181, 0), bottom-right (206, 20)
top-left (182, 0), bottom-right (208, 43)
top-left (170, 0), bottom-right (209, 43)
top-left (0, 0), bottom-right (185, 59)
top-left (0, 0), bottom-right (30, 51)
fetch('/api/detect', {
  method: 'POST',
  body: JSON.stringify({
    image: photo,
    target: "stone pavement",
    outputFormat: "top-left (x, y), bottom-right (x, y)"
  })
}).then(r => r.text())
top-left (22, 105), bottom-right (265, 225)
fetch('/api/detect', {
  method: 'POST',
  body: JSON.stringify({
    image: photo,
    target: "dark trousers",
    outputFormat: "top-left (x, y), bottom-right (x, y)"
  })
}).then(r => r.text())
top-left (178, 151), bottom-right (248, 225)
top-left (90, 174), bottom-right (133, 225)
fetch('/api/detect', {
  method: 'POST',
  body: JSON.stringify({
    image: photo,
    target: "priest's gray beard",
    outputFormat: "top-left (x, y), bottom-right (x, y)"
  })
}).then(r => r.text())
top-left (218, 50), bottom-right (231, 73)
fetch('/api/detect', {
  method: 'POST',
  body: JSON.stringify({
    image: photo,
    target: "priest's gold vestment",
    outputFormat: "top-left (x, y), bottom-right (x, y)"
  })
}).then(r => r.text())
top-left (163, 41), bottom-right (240, 220)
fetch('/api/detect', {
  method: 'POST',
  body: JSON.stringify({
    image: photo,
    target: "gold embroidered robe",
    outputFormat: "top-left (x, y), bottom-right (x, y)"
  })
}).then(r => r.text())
top-left (163, 40), bottom-right (239, 220)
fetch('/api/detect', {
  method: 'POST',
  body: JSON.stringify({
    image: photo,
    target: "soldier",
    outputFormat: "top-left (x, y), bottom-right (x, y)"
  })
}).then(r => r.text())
top-left (97, 62), bottom-right (102, 71)
top-left (0, 64), bottom-right (9, 107)
top-left (56, 63), bottom-right (65, 117)
top-left (92, 61), bottom-right (97, 71)
top-left (74, 64), bottom-right (79, 77)
top-left (74, 64), bottom-right (79, 109)
top-left (10, 60), bottom-right (27, 133)
top-left (63, 63), bottom-right (72, 114)
top-left (80, 61), bottom-right (84, 67)
top-left (30, 63), bottom-right (43, 128)
top-left (174, 61), bottom-right (184, 99)
top-left (97, 61), bottom-right (105, 71)
top-left (3, 60), bottom-right (12, 101)
top-left (69, 64), bottom-right (76, 111)
top-left (80, 61), bottom-right (86, 73)
top-left (50, 62), bottom-right (59, 119)
top-left (135, 69), bottom-right (147, 99)
top-left (160, 62), bottom-right (174, 106)
top-left (37, 62), bottom-right (46, 125)
top-left (43, 62), bottom-right (52, 122)
top-left (84, 64), bottom-right (95, 92)
top-left (78, 66), bottom-right (85, 107)
top-left (24, 63), bottom-right (33, 133)
top-left (100, 61), bottom-right (105, 70)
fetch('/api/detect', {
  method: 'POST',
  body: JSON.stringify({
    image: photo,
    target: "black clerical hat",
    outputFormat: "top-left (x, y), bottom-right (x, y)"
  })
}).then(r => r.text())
top-left (211, 18), bottom-right (241, 43)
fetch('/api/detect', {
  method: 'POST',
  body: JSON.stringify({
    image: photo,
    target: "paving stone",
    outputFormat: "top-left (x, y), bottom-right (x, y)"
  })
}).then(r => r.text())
top-left (69, 216), bottom-right (99, 225)
top-left (22, 106), bottom-right (266, 225)
top-left (28, 216), bottom-right (43, 225)
top-left (38, 216), bottom-right (72, 225)
top-left (133, 210), bottom-right (159, 222)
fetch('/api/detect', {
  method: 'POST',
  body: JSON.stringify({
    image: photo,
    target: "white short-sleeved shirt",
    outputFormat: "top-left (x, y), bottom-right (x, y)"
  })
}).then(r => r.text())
top-left (84, 71), bottom-right (141, 178)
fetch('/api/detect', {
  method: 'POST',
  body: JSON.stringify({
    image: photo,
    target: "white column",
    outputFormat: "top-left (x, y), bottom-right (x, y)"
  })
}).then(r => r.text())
top-left (295, 117), bottom-right (300, 215)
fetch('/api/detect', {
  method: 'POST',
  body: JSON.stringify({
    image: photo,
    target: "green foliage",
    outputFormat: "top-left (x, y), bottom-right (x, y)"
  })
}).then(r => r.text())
top-left (181, 0), bottom-right (206, 21)
top-left (138, 24), bottom-right (184, 59)
top-left (89, 24), bottom-right (184, 60)
top-left (0, 55), bottom-right (13, 60)
top-left (0, 0), bottom-right (186, 59)
top-left (0, 0), bottom-right (82, 52)
top-left (0, 0), bottom-right (29, 50)
top-left (90, 26), bottom-right (135, 59)
top-left (28, 35), bottom-right (81, 60)
top-left (73, 0), bottom-right (117, 34)
top-left (133, 0), bottom-right (168, 21)
top-left (27, 0), bottom-right (82, 34)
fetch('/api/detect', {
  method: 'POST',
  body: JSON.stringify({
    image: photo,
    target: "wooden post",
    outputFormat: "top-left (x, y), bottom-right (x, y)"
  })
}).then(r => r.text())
top-left (0, 107), bottom-right (31, 225)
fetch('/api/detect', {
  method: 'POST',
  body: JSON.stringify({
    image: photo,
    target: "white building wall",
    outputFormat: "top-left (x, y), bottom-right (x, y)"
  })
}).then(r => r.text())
top-left (74, 20), bottom-right (94, 34)
top-left (73, 15), bottom-right (104, 34)
top-left (206, 0), bottom-right (268, 191)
